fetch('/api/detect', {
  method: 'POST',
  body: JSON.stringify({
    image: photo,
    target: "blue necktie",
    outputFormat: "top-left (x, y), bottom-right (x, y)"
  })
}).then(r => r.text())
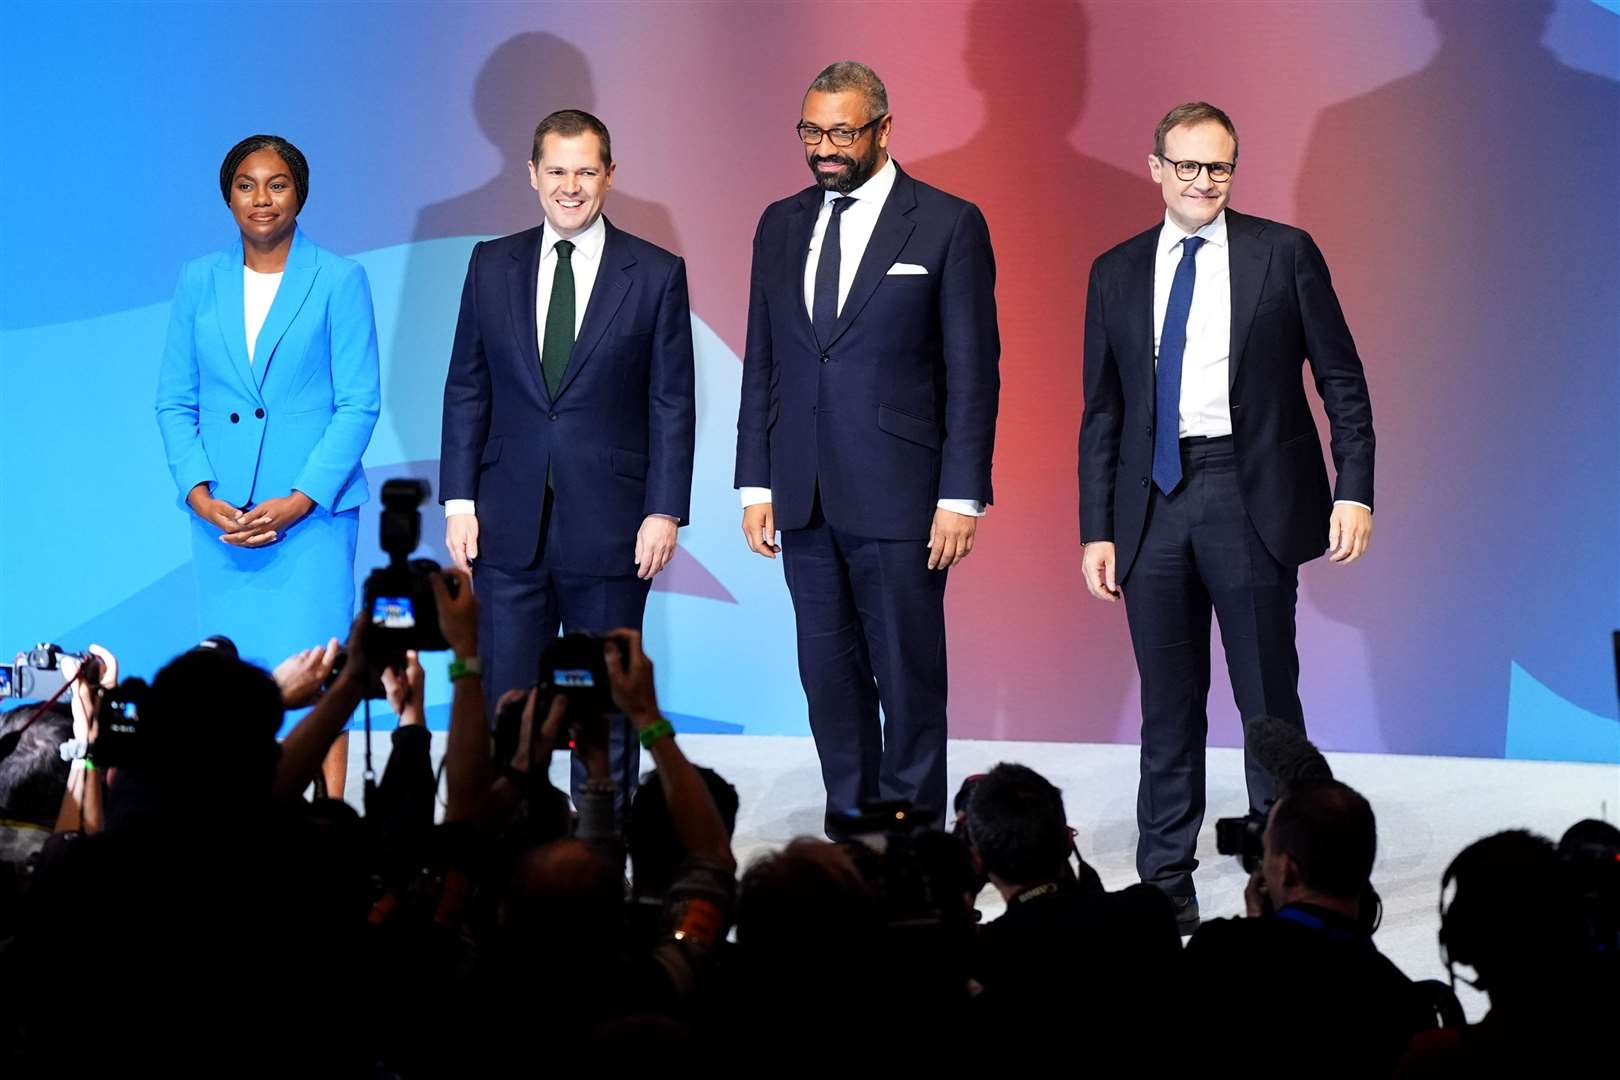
top-left (813, 196), bottom-right (856, 346)
top-left (1153, 235), bottom-right (1206, 496)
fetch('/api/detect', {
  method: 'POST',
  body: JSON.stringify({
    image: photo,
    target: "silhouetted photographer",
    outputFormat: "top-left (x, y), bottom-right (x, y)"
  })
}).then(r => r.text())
top-left (1187, 778), bottom-right (1436, 1076)
top-left (965, 763), bottom-right (1181, 1053)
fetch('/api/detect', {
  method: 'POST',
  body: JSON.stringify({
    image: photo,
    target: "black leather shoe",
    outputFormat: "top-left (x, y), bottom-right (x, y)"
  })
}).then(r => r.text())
top-left (1172, 895), bottom-right (1200, 936)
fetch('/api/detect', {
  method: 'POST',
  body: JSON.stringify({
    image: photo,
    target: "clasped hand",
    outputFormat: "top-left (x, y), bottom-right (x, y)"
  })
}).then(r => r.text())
top-left (189, 484), bottom-right (313, 547)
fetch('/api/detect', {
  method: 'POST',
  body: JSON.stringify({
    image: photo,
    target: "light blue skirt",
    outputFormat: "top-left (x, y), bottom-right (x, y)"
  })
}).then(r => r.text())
top-left (190, 506), bottom-right (360, 675)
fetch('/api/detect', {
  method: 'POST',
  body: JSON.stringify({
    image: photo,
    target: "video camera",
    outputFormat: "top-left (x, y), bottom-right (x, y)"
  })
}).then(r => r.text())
top-left (1215, 716), bottom-right (1333, 873)
top-left (0, 644), bottom-right (95, 701)
top-left (359, 479), bottom-right (458, 674)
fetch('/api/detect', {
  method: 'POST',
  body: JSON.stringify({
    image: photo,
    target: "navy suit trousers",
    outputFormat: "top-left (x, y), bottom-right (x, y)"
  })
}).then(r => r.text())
top-left (475, 492), bottom-right (651, 818)
top-left (1124, 437), bottom-right (1305, 898)
top-left (781, 497), bottom-right (950, 832)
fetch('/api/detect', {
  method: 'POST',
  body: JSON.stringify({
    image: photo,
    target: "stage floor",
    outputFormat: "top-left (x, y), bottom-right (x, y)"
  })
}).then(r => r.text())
top-left (342, 733), bottom-right (1618, 1021)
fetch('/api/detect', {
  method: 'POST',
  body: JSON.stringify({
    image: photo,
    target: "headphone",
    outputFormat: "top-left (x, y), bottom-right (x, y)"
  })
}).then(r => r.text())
top-left (1437, 849), bottom-right (1485, 990)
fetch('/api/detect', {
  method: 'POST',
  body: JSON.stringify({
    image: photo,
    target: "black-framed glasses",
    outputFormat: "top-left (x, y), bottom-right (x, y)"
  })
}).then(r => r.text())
top-left (1158, 155), bottom-right (1235, 183)
top-left (796, 115), bottom-right (887, 147)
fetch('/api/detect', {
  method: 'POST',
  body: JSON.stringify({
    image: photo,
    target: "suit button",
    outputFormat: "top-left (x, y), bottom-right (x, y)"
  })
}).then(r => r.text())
top-left (819, 354), bottom-right (829, 364)
top-left (255, 408), bottom-right (265, 419)
top-left (1141, 477), bottom-right (1150, 488)
top-left (549, 412), bottom-right (559, 421)
top-left (229, 412), bottom-right (240, 424)
top-left (1146, 425), bottom-right (1153, 437)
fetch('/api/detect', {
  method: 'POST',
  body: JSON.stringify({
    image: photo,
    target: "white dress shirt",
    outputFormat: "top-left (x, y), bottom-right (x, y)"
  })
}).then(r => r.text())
top-left (1153, 210), bottom-right (1369, 513)
top-left (1153, 210), bottom-right (1231, 438)
top-left (741, 157), bottom-right (985, 519)
top-left (447, 214), bottom-right (606, 519)
top-left (243, 267), bottom-right (283, 365)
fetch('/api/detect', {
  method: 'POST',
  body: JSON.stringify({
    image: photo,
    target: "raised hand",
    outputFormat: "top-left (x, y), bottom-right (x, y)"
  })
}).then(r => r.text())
top-left (273, 637), bottom-right (340, 708)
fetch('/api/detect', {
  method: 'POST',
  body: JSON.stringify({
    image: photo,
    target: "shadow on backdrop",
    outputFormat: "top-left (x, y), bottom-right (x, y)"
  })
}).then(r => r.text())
top-left (1295, 0), bottom-right (1619, 756)
top-left (907, 0), bottom-right (1163, 740)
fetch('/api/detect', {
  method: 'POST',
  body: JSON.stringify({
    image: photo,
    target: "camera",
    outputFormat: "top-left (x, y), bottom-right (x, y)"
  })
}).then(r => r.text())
top-left (1215, 808), bottom-right (1269, 874)
top-left (0, 643), bottom-right (94, 701)
top-left (493, 632), bottom-right (631, 766)
top-left (833, 800), bottom-right (979, 994)
top-left (836, 800), bottom-right (971, 927)
top-left (91, 677), bottom-right (150, 770)
top-left (360, 479), bottom-right (458, 667)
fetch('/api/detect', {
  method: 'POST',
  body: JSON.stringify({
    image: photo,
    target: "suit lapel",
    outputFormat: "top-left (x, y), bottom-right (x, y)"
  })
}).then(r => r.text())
top-left (1225, 210), bottom-right (1272, 390)
top-left (249, 229), bottom-right (320, 391)
top-left (823, 167), bottom-right (918, 351)
top-left (1125, 229), bottom-right (1159, 412)
top-left (211, 243), bottom-right (261, 403)
top-left (507, 227), bottom-right (548, 405)
top-left (213, 255), bottom-right (257, 403)
top-left (555, 218), bottom-right (634, 401)
top-left (784, 188), bottom-right (821, 352)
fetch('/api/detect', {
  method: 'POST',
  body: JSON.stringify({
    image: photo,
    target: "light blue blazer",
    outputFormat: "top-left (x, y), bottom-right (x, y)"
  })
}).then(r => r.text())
top-left (155, 228), bottom-right (380, 513)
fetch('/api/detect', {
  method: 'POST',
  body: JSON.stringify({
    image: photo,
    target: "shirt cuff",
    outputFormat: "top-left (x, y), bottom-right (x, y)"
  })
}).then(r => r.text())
top-left (1333, 500), bottom-right (1372, 513)
top-left (647, 513), bottom-right (679, 522)
top-left (739, 487), bottom-right (772, 508)
top-left (937, 498), bottom-right (986, 517)
top-left (445, 499), bottom-right (476, 518)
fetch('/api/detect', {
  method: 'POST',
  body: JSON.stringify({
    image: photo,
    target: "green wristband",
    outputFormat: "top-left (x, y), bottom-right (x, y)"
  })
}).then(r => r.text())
top-left (448, 656), bottom-right (483, 681)
top-left (637, 717), bottom-right (676, 749)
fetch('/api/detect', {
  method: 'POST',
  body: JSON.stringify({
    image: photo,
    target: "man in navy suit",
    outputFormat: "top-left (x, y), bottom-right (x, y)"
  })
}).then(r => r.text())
top-left (734, 62), bottom-right (1001, 832)
top-left (1079, 103), bottom-right (1375, 932)
top-left (440, 109), bottom-right (695, 808)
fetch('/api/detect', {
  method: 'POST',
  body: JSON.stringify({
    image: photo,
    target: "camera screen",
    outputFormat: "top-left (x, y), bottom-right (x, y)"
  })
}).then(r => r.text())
top-left (0, 665), bottom-right (12, 696)
top-left (106, 699), bottom-right (138, 734)
top-left (553, 668), bottom-right (595, 688)
top-left (371, 595), bottom-right (416, 629)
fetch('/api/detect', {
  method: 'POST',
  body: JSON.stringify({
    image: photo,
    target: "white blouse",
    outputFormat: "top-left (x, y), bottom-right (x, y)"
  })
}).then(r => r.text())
top-left (243, 266), bottom-right (283, 365)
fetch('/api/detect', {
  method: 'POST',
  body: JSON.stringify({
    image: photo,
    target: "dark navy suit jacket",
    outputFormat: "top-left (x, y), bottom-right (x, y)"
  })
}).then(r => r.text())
top-left (1079, 209), bottom-right (1375, 580)
top-left (734, 165), bottom-right (1000, 540)
top-left (440, 218), bottom-right (695, 575)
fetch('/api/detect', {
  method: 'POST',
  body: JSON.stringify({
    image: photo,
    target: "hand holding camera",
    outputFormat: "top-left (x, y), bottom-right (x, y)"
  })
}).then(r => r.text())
top-left (571, 706), bottom-right (613, 781)
top-left (429, 568), bottom-right (478, 658)
top-left (61, 644), bottom-right (116, 743)
top-left (1244, 867), bottom-right (1270, 918)
top-left (380, 650), bottom-right (425, 726)
top-left (603, 629), bottom-right (659, 726)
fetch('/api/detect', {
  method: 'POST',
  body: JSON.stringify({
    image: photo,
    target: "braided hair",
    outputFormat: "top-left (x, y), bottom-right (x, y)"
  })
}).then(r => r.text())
top-left (218, 134), bottom-right (309, 210)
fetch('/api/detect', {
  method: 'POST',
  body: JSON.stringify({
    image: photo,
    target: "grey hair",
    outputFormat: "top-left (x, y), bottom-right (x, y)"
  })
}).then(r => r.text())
top-left (807, 61), bottom-right (889, 119)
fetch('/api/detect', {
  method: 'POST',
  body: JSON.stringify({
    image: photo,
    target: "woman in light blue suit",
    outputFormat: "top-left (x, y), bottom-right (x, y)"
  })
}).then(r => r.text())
top-left (156, 135), bottom-right (379, 794)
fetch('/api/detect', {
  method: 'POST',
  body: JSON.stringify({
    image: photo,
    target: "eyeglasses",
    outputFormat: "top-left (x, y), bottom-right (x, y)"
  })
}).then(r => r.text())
top-left (796, 115), bottom-right (887, 148)
top-left (1158, 155), bottom-right (1235, 183)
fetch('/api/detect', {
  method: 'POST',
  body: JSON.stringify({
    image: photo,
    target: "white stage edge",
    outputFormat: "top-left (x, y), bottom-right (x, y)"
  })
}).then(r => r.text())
top-left (345, 733), bottom-right (1619, 1021)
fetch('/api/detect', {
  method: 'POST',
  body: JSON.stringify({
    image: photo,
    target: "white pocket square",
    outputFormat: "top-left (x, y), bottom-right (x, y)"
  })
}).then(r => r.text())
top-left (886, 262), bottom-right (929, 275)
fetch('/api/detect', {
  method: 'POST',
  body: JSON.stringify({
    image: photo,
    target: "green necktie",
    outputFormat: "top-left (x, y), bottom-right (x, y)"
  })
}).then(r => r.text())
top-left (540, 238), bottom-right (576, 398)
